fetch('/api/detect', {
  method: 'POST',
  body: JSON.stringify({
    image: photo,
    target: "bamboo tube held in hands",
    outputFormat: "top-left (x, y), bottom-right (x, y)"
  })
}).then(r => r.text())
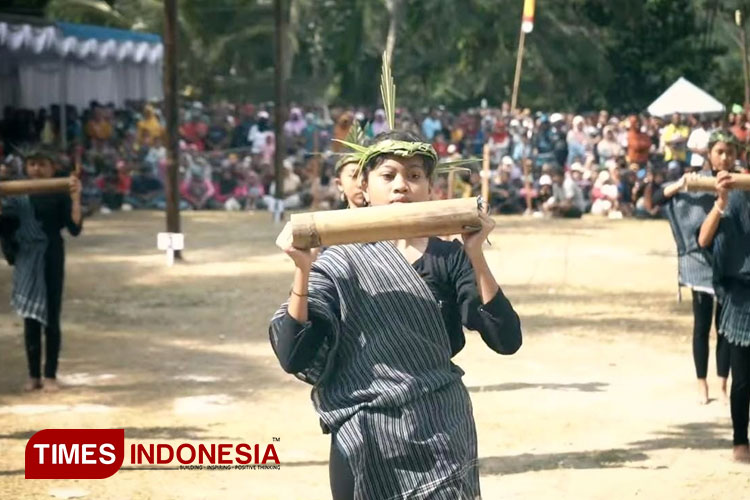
top-left (276, 197), bottom-right (483, 250)
top-left (0, 178), bottom-right (70, 196)
top-left (684, 173), bottom-right (750, 192)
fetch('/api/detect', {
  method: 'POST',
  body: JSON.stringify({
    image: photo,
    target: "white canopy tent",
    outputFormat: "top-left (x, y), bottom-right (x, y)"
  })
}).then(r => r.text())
top-left (0, 18), bottom-right (163, 112)
top-left (646, 77), bottom-right (725, 117)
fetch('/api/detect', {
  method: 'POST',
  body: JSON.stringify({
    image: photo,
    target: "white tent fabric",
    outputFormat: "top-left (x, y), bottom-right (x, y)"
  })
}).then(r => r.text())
top-left (0, 22), bottom-right (163, 64)
top-left (0, 20), bottom-right (162, 110)
top-left (647, 77), bottom-right (725, 117)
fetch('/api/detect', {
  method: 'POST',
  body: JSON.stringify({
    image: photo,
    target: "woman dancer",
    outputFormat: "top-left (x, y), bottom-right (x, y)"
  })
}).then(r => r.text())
top-left (0, 147), bottom-right (82, 392)
top-left (270, 128), bottom-right (522, 499)
top-left (698, 158), bottom-right (750, 462)
top-left (653, 130), bottom-right (736, 404)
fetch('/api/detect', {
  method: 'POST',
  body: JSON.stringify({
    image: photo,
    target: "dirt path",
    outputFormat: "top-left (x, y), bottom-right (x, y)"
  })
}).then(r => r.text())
top-left (0, 212), bottom-right (746, 499)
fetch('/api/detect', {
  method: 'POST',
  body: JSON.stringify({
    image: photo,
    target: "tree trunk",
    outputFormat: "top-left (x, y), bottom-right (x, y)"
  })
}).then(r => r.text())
top-left (384, 0), bottom-right (401, 62)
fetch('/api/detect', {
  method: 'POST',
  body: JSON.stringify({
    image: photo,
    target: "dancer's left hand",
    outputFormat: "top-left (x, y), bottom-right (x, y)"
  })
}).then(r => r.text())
top-left (462, 211), bottom-right (494, 258)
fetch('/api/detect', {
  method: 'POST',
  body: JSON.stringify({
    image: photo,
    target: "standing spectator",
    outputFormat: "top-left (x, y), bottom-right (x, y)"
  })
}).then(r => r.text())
top-left (687, 116), bottom-right (710, 170)
top-left (249, 110), bottom-right (273, 155)
top-left (205, 113), bottom-right (231, 151)
top-left (597, 126), bottom-right (622, 164)
top-left (627, 115), bottom-right (651, 169)
top-left (86, 105), bottom-right (113, 151)
top-left (368, 109), bottom-right (389, 137)
top-left (135, 104), bottom-right (164, 148)
top-left (421, 108), bottom-right (442, 141)
top-left (566, 115), bottom-right (588, 166)
top-left (661, 113), bottom-right (690, 167)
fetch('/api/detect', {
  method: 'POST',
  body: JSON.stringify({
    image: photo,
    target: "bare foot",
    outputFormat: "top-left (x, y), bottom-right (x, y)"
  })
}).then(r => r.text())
top-left (719, 377), bottom-right (729, 405)
top-left (697, 378), bottom-right (709, 405)
top-left (733, 445), bottom-right (750, 463)
top-left (24, 378), bottom-right (42, 392)
top-left (42, 378), bottom-right (61, 392)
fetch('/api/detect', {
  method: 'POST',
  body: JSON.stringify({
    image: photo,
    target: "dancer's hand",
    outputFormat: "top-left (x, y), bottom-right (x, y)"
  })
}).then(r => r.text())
top-left (462, 211), bottom-right (495, 259)
top-left (715, 170), bottom-right (734, 209)
top-left (276, 222), bottom-right (314, 271)
top-left (69, 175), bottom-right (82, 204)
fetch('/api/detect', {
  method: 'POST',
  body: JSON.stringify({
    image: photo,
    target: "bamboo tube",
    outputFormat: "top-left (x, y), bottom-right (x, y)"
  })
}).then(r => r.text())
top-left (0, 178), bottom-right (70, 196)
top-left (685, 173), bottom-right (750, 192)
top-left (278, 197), bottom-right (482, 250)
top-left (481, 144), bottom-right (490, 211)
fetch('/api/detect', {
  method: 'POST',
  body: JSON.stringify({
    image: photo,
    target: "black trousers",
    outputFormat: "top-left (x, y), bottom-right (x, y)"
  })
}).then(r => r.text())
top-left (329, 434), bottom-right (355, 500)
top-left (730, 343), bottom-right (750, 446)
top-left (692, 290), bottom-right (730, 379)
top-left (24, 244), bottom-right (64, 379)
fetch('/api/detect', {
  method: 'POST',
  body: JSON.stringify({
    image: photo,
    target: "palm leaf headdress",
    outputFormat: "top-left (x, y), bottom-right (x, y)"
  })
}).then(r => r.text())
top-left (334, 51), bottom-right (480, 177)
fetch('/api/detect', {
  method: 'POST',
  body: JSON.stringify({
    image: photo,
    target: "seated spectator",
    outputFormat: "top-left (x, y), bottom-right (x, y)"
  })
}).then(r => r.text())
top-left (490, 168), bottom-right (522, 214)
top-left (95, 160), bottom-right (131, 213)
top-left (180, 167), bottom-right (215, 210)
top-left (543, 168), bottom-right (585, 218)
top-left (590, 170), bottom-right (621, 217)
top-left (241, 169), bottom-right (265, 210)
top-left (262, 159), bottom-right (303, 211)
top-left (127, 164), bottom-right (164, 209)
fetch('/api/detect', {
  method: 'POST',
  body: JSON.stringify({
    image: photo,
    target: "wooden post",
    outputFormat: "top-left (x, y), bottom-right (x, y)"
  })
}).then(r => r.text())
top-left (510, 29), bottom-right (526, 113)
top-left (164, 0), bottom-right (182, 260)
top-left (273, 0), bottom-right (288, 223)
top-left (278, 197), bottom-right (482, 250)
top-left (481, 143), bottom-right (491, 212)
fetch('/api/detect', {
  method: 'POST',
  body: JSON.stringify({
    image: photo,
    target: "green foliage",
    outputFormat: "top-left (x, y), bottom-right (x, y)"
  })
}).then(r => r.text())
top-left (2, 0), bottom-right (748, 112)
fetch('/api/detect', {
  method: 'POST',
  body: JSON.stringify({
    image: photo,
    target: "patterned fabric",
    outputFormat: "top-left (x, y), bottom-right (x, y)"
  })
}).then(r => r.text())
top-left (712, 191), bottom-right (750, 346)
top-left (1, 196), bottom-right (49, 325)
top-left (270, 241), bottom-right (480, 499)
top-left (663, 176), bottom-right (715, 292)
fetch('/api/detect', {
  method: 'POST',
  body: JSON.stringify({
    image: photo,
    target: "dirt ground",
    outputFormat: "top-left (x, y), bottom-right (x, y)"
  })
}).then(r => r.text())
top-left (1, 211), bottom-right (748, 499)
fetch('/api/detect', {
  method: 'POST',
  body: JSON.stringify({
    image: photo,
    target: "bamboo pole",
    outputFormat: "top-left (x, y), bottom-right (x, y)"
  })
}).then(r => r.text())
top-left (481, 143), bottom-right (491, 212)
top-left (510, 29), bottom-right (526, 113)
top-left (0, 178), bottom-right (70, 196)
top-left (685, 173), bottom-right (750, 192)
top-left (277, 197), bottom-right (482, 250)
top-left (447, 170), bottom-right (455, 199)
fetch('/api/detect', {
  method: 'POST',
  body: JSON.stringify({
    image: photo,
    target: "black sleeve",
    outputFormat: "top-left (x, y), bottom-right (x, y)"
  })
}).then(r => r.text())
top-left (452, 241), bottom-right (522, 354)
top-left (270, 311), bottom-right (330, 374)
top-left (61, 195), bottom-right (83, 237)
top-left (269, 264), bottom-right (341, 378)
top-left (651, 183), bottom-right (668, 207)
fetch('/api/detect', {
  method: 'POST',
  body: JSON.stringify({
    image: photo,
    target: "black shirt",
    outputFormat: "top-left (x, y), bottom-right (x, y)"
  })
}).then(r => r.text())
top-left (275, 238), bottom-right (522, 373)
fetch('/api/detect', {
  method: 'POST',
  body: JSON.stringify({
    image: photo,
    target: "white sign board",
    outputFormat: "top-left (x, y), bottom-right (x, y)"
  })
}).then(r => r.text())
top-left (157, 232), bottom-right (184, 266)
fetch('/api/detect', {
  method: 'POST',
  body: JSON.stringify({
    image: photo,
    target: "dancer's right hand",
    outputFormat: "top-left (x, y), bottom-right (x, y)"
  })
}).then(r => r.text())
top-left (276, 222), bottom-right (314, 271)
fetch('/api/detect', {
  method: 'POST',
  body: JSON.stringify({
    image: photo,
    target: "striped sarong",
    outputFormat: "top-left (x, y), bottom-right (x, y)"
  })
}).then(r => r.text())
top-left (270, 241), bottom-right (480, 499)
top-left (664, 184), bottom-right (715, 293)
top-left (1, 196), bottom-right (49, 325)
top-left (712, 191), bottom-right (750, 346)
